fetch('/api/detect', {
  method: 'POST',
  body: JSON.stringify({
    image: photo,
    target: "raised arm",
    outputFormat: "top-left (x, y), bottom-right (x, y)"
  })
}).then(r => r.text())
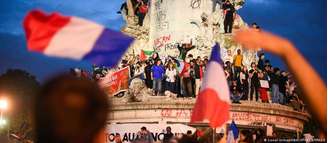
top-left (233, 29), bottom-right (327, 132)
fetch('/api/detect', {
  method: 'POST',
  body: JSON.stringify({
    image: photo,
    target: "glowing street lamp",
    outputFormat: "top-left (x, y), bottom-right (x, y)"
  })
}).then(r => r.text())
top-left (0, 118), bottom-right (6, 126)
top-left (0, 98), bottom-right (8, 128)
top-left (0, 99), bottom-right (8, 111)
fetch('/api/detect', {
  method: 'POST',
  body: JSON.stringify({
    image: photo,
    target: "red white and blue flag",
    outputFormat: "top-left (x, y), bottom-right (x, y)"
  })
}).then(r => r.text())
top-left (191, 43), bottom-right (230, 128)
top-left (227, 121), bottom-right (239, 143)
top-left (23, 10), bottom-right (134, 67)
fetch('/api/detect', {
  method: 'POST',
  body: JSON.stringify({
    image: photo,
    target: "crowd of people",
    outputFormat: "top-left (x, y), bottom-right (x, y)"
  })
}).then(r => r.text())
top-left (226, 49), bottom-right (304, 109)
top-left (71, 38), bottom-right (305, 112)
top-left (124, 52), bottom-right (208, 97)
top-left (111, 125), bottom-right (277, 143)
top-left (117, 48), bottom-right (303, 112)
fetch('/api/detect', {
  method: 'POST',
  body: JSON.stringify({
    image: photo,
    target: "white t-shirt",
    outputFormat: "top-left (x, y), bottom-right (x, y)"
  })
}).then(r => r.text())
top-left (165, 69), bottom-right (177, 82)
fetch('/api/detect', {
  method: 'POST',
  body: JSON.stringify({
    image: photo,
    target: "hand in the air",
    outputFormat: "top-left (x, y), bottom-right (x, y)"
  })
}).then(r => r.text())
top-left (233, 29), bottom-right (293, 57)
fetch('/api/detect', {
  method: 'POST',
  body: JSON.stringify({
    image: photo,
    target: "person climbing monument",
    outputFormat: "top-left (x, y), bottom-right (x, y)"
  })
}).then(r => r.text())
top-left (136, 0), bottom-right (148, 26)
top-left (222, 0), bottom-right (235, 33)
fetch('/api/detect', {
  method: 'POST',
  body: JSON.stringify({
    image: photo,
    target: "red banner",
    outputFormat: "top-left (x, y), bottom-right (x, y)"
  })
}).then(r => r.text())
top-left (99, 67), bottom-right (129, 96)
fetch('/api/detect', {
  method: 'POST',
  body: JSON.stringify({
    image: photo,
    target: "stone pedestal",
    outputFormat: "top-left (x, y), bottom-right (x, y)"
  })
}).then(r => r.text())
top-left (108, 97), bottom-right (310, 133)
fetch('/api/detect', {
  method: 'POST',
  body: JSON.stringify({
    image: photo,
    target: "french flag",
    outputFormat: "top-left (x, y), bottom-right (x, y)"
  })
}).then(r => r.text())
top-left (23, 10), bottom-right (134, 67)
top-left (191, 43), bottom-right (230, 128)
top-left (227, 121), bottom-right (239, 143)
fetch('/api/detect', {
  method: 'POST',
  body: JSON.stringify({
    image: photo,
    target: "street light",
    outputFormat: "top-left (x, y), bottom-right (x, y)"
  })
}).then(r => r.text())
top-left (0, 98), bottom-right (8, 128)
top-left (0, 99), bottom-right (8, 111)
top-left (0, 97), bottom-right (9, 142)
top-left (0, 118), bottom-right (6, 126)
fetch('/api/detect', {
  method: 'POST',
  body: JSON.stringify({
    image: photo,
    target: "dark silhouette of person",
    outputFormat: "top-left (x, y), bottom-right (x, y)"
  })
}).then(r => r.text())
top-left (222, 0), bottom-right (235, 33)
top-left (163, 126), bottom-right (174, 143)
top-left (178, 40), bottom-right (196, 60)
top-left (34, 74), bottom-right (109, 143)
top-left (179, 130), bottom-right (197, 143)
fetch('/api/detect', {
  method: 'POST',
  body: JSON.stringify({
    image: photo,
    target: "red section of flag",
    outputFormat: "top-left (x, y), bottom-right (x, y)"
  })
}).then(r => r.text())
top-left (23, 10), bottom-right (70, 52)
top-left (191, 44), bottom-right (230, 128)
top-left (191, 88), bottom-right (230, 128)
top-left (140, 50), bottom-right (147, 61)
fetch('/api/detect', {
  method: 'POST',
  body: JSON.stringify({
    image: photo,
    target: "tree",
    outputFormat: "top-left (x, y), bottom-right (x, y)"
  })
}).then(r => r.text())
top-left (0, 69), bottom-right (40, 141)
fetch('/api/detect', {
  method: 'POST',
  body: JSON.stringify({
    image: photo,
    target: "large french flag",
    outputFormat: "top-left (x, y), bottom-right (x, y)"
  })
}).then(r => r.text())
top-left (23, 10), bottom-right (134, 67)
top-left (190, 43), bottom-right (230, 128)
top-left (227, 121), bottom-right (239, 143)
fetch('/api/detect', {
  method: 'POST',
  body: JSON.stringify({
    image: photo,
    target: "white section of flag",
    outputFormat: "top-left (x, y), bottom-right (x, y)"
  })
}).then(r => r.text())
top-left (44, 17), bottom-right (104, 60)
top-left (201, 61), bottom-right (230, 102)
top-left (227, 130), bottom-right (236, 143)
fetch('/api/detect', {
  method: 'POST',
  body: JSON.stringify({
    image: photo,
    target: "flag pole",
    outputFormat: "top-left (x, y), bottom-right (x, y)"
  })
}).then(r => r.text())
top-left (212, 127), bottom-right (216, 143)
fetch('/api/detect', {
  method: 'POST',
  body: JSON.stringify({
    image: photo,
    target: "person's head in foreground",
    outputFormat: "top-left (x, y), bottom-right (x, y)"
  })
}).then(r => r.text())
top-left (186, 130), bottom-right (192, 136)
top-left (239, 129), bottom-right (253, 143)
top-left (34, 74), bottom-right (109, 143)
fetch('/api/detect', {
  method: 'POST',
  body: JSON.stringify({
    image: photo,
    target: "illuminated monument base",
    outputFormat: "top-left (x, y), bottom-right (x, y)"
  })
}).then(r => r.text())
top-left (107, 96), bottom-right (309, 140)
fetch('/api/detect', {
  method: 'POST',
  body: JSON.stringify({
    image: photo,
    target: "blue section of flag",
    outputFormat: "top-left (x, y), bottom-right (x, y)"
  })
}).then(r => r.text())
top-left (229, 121), bottom-right (239, 139)
top-left (209, 43), bottom-right (223, 65)
top-left (83, 28), bottom-right (134, 67)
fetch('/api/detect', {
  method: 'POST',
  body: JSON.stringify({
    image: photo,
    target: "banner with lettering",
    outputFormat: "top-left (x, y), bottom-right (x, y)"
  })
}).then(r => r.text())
top-left (106, 124), bottom-right (195, 143)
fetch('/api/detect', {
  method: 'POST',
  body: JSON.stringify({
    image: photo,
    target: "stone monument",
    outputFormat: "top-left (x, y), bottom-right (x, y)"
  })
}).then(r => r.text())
top-left (121, 0), bottom-right (257, 67)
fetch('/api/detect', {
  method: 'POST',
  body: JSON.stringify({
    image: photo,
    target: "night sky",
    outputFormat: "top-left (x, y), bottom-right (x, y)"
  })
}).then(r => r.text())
top-left (0, 0), bottom-right (326, 82)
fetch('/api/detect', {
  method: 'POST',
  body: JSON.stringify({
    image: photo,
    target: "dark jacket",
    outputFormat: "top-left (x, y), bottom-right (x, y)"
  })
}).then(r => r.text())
top-left (279, 76), bottom-right (288, 94)
top-left (163, 132), bottom-right (174, 143)
top-left (222, 3), bottom-right (235, 19)
top-left (194, 64), bottom-right (201, 79)
top-left (258, 59), bottom-right (265, 70)
top-left (250, 69), bottom-right (260, 88)
top-left (179, 135), bottom-right (198, 143)
top-left (145, 65), bottom-right (152, 79)
top-left (269, 73), bottom-right (280, 85)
